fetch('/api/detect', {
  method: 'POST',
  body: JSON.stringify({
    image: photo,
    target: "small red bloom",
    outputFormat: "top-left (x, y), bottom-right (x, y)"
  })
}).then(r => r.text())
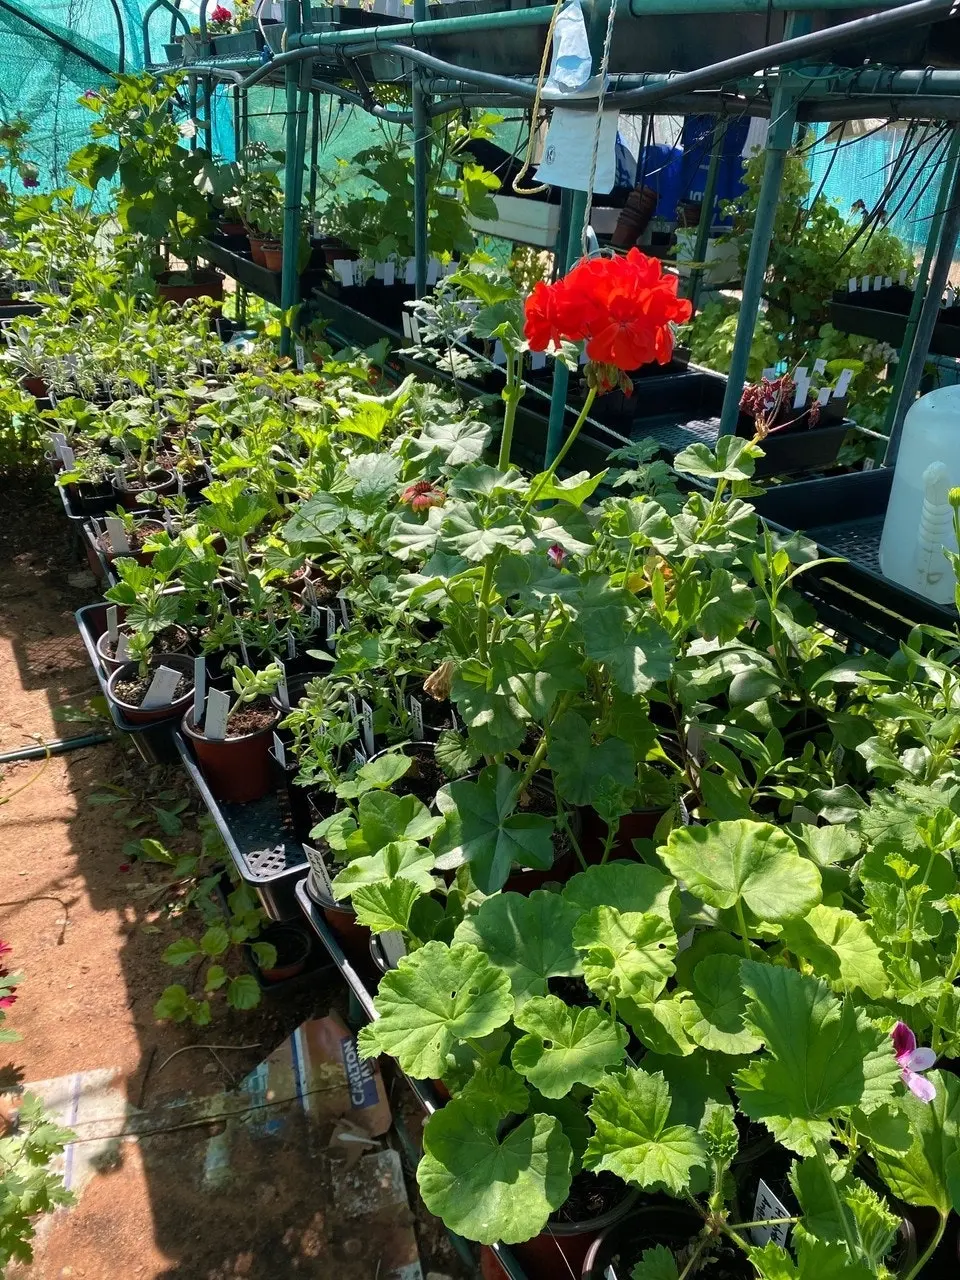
top-left (211, 5), bottom-right (232, 21)
top-left (118, 863), bottom-right (131, 873)
top-left (0, 942), bottom-right (12, 959)
top-left (400, 481), bottom-right (445, 511)
top-left (0, 995), bottom-right (17, 1010)
top-left (547, 544), bottom-right (566, 567)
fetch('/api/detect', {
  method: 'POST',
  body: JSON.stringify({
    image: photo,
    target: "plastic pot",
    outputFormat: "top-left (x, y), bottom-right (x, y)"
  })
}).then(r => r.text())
top-left (106, 654), bottom-right (195, 727)
top-left (96, 625), bottom-right (189, 678)
top-left (303, 868), bottom-right (372, 968)
top-left (261, 243), bottom-right (283, 272)
top-left (251, 923), bottom-right (312, 982)
top-left (96, 516), bottom-right (165, 565)
top-left (76, 480), bottom-right (115, 516)
top-left (163, 42), bottom-right (183, 62)
top-left (111, 468), bottom-right (177, 509)
top-left (581, 1204), bottom-right (704, 1280)
top-left (181, 704), bottom-right (280, 804)
top-left (155, 269), bottom-right (224, 307)
top-left (480, 1184), bottom-right (641, 1279)
top-left (212, 29), bottom-right (263, 56)
top-left (248, 236), bottom-right (269, 266)
top-left (21, 375), bottom-right (47, 398)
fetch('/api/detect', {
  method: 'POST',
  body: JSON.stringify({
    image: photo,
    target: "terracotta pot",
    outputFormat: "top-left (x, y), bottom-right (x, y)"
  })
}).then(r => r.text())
top-left (248, 237), bottom-right (268, 266)
top-left (480, 1186), bottom-right (641, 1280)
top-left (304, 871), bottom-right (372, 968)
top-left (181, 705), bottom-right (280, 804)
top-left (21, 375), bottom-right (47, 398)
top-left (261, 242), bottom-right (283, 272)
top-left (218, 219), bottom-right (247, 237)
top-left (106, 654), bottom-right (195, 727)
top-left (252, 924), bottom-right (312, 982)
top-left (155, 270), bottom-right (224, 307)
top-left (610, 185), bottom-right (658, 249)
top-left (111, 468), bottom-right (177, 510)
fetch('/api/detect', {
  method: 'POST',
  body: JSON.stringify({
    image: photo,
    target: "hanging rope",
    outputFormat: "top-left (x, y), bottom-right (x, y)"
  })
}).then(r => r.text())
top-left (579, 0), bottom-right (619, 256)
top-left (511, 1), bottom-right (565, 196)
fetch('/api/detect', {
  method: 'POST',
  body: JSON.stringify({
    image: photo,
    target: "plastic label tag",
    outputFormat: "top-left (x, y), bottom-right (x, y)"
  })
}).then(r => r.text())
top-left (286, 630), bottom-right (297, 659)
top-left (873, 275), bottom-right (883, 290)
top-left (531, 350), bottom-right (547, 370)
top-left (884, 276), bottom-right (893, 289)
top-left (348, 693), bottom-right (359, 723)
top-left (813, 358), bottom-right (827, 375)
top-left (104, 516), bottom-right (130, 555)
top-left (59, 445), bottom-right (76, 469)
top-left (301, 577), bottom-right (318, 607)
top-left (337, 591), bottom-right (350, 627)
top-left (863, 457), bottom-right (876, 471)
top-left (325, 605), bottom-right (338, 650)
top-left (51, 430), bottom-right (68, 450)
top-left (106, 606), bottom-right (120, 644)
top-left (193, 657), bottom-right (206, 726)
top-left (409, 314), bottom-right (422, 344)
top-left (380, 931), bottom-right (407, 967)
top-left (141, 665), bottom-right (185, 712)
top-left (272, 731), bottom-right (286, 769)
top-left (294, 343), bottom-right (306, 371)
top-left (373, 260), bottom-right (386, 281)
top-left (848, 276), bottom-right (857, 292)
top-left (334, 259), bottom-right (354, 287)
top-left (835, 368), bottom-right (854, 397)
top-left (203, 687), bottom-right (231, 740)
top-left (360, 699), bottom-right (375, 757)
top-left (303, 844), bottom-right (335, 897)
top-left (861, 275), bottom-right (870, 292)
top-left (426, 257), bottom-right (440, 286)
top-left (383, 260), bottom-right (395, 286)
top-left (277, 661), bottom-right (290, 710)
top-left (115, 632), bottom-right (133, 662)
top-left (404, 258), bottom-right (416, 285)
top-left (816, 386), bottom-right (831, 406)
top-left (239, 636), bottom-right (250, 666)
top-left (409, 695), bottom-right (424, 741)
top-left (401, 311), bottom-right (414, 341)
top-left (751, 1179), bottom-right (792, 1248)
top-left (353, 747), bottom-right (367, 767)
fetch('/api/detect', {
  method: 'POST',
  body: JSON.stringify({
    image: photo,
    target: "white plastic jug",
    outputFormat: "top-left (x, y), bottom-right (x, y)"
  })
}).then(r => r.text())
top-left (879, 383), bottom-right (960, 604)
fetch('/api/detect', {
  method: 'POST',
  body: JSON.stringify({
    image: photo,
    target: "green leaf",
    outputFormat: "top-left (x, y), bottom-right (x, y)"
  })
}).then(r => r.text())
top-left (511, 995), bottom-right (628, 1098)
top-left (456, 1065), bottom-right (530, 1116)
top-left (574, 907), bottom-right (677, 1004)
top-left (621, 993), bottom-right (696, 1057)
top-left (527, 469), bottom-right (607, 509)
top-left (417, 1097), bottom-right (572, 1244)
top-left (435, 729), bottom-right (482, 779)
top-left (780, 905), bottom-right (887, 999)
top-left (874, 1070), bottom-right (960, 1214)
top-left (335, 751), bottom-right (412, 800)
top-left (356, 790), bottom-right (443, 852)
top-left (162, 937), bottom-right (201, 967)
top-left (585, 1069), bottom-right (706, 1194)
top-left (680, 954), bottom-right (762, 1055)
top-left (412, 418), bottom-right (490, 468)
top-left (563, 861), bottom-right (676, 925)
top-left (576, 580), bottom-right (674, 695)
top-left (200, 924), bottom-right (230, 957)
top-left (453, 890), bottom-right (582, 1004)
top-left (632, 1245), bottom-right (680, 1280)
top-left (790, 823), bottom-right (861, 868)
top-left (388, 507), bottom-right (445, 562)
top-left (204, 964), bottom-right (228, 991)
top-left (790, 1159), bottom-right (898, 1270)
top-left (546, 712), bottom-right (635, 808)
top-left (734, 962), bottom-right (899, 1156)
top-left (698, 568), bottom-right (756, 643)
top-left (331, 839), bottom-right (436, 901)
top-left (359, 942), bottom-right (514, 1079)
top-left (226, 974), bottom-right (261, 1011)
top-left (661, 820), bottom-right (821, 924)
top-left (673, 436), bottom-right (761, 481)
top-left (154, 984), bottom-right (189, 1021)
top-left (432, 765), bottom-right (555, 896)
top-left (443, 503), bottom-right (525, 562)
top-left (351, 879), bottom-right (424, 935)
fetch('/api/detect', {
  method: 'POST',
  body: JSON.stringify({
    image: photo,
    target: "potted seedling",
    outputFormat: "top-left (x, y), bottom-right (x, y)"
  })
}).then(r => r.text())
top-left (101, 548), bottom-right (192, 674)
top-left (111, 419), bottom-right (177, 507)
top-left (182, 661), bottom-right (285, 804)
top-left (57, 449), bottom-right (117, 516)
top-left (94, 507), bottom-right (167, 565)
top-left (106, 632), bottom-right (195, 726)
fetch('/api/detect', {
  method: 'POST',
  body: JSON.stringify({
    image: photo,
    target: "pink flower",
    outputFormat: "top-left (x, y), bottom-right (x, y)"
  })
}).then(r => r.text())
top-left (0, 995), bottom-right (16, 1010)
top-left (83, 90), bottom-right (99, 101)
top-left (892, 1022), bottom-right (937, 1102)
top-left (547, 544), bottom-right (566, 567)
top-left (400, 481), bottom-right (445, 512)
top-left (0, 942), bottom-right (12, 959)
top-left (211, 5), bottom-right (232, 20)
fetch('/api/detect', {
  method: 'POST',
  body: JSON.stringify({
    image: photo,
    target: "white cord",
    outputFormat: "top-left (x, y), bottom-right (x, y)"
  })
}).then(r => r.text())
top-left (580, 0), bottom-right (619, 256)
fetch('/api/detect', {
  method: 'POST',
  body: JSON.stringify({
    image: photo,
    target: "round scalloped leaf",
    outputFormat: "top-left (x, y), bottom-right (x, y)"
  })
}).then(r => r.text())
top-left (511, 995), bottom-right (629, 1099)
top-left (456, 1065), bottom-right (530, 1117)
top-left (453, 890), bottom-right (582, 1004)
top-left (679, 954), bottom-right (762, 1055)
top-left (331, 839), bottom-right (436, 901)
top-left (661, 820), bottom-right (821, 924)
top-left (350, 878), bottom-right (424, 935)
top-left (418, 1097), bottom-right (572, 1244)
top-left (574, 907), bottom-right (677, 1004)
top-left (563, 861), bottom-right (676, 925)
top-left (359, 941), bottom-right (514, 1079)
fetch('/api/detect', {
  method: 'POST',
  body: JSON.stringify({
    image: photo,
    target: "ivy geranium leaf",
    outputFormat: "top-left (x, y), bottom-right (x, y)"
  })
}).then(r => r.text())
top-left (411, 418), bottom-right (491, 468)
top-left (674, 436), bottom-right (761, 481)
top-left (661, 820), bottom-right (821, 924)
top-left (632, 1244), bottom-right (680, 1280)
top-left (511, 995), bottom-right (628, 1098)
top-left (874, 1070), bottom-right (960, 1214)
top-left (780, 905), bottom-right (887, 999)
top-left (621, 993), bottom-right (696, 1058)
top-left (546, 711), bottom-right (635, 809)
top-left (417, 1097), bottom-right (572, 1244)
top-left (574, 907), bottom-right (677, 1004)
top-left (358, 942), bottom-right (514, 1079)
top-left (388, 506), bottom-right (445, 562)
top-left (698, 567), bottom-right (756, 643)
top-left (356, 790), bottom-right (444, 852)
top-left (453, 890), bottom-right (582, 1004)
top-left (432, 765), bottom-right (555, 895)
top-left (456, 1065), bottom-right (530, 1116)
top-left (350, 879), bottom-right (424, 934)
top-left (585, 1068), bottom-right (706, 1194)
top-left (563, 861), bottom-right (676, 925)
top-left (532, 504), bottom-right (595, 556)
top-left (526, 469), bottom-right (607, 509)
top-left (679, 954), bottom-right (762, 1055)
top-left (331, 839), bottom-right (436, 900)
top-left (734, 961), bottom-right (899, 1157)
top-left (443, 503), bottom-right (526, 562)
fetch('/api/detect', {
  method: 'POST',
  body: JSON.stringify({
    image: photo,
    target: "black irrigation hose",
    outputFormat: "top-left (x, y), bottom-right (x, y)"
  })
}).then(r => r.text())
top-left (0, 734), bottom-right (111, 766)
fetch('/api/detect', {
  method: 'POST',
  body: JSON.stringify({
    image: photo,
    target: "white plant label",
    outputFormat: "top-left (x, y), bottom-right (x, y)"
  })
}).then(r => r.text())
top-left (404, 258), bottom-right (416, 285)
top-left (751, 1179), bottom-right (792, 1248)
top-left (303, 844), bottom-right (335, 897)
top-left (873, 275), bottom-right (883, 290)
top-left (272, 731), bottom-right (286, 769)
top-left (193, 656), bottom-right (206, 726)
top-left (325, 605), bottom-right (338, 650)
top-left (239, 636), bottom-right (249, 666)
top-left (348, 693), bottom-right (359, 723)
top-left (813, 358), bottom-right (827, 375)
top-left (884, 276), bottom-right (893, 289)
top-left (337, 590), bottom-right (349, 627)
top-left (277, 660), bottom-right (290, 709)
top-left (106, 606), bottom-right (120, 645)
top-left (401, 311), bottom-right (414, 341)
top-left (115, 632), bottom-right (133, 662)
top-left (900, 268), bottom-right (908, 285)
top-left (383, 260), bottom-right (395, 286)
top-left (531, 350), bottom-right (547, 370)
top-left (492, 340), bottom-right (506, 366)
top-left (310, 605), bottom-right (324, 632)
top-left (334, 258), bottom-right (354, 287)
top-left (848, 276), bottom-right (857, 292)
top-left (104, 516), bottom-right (130, 555)
top-left (141, 665), bottom-right (184, 712)
top-left (835, 368), bottom-right (854, 397)
top-left (816, 386), bottom-right (832, 406)
top-left (51, 430), bottom-right (67, 450)
top-left (793, 380), bottom-right (809, 410)
top-left (426, 257), bottom-right (440, 285)
top-left (360, 699), bottom-right (376, 757)
top-left (761, 367), bottom-right (776, 381)
top-left (861, 275), bottom-right (870, 292)
top-left (286, 630), bottom-right (297, 659)
top-left (59, 445), bottom-right (76, 469)
top-left (353, 747), bottom-right (367, 767)
top-left (605, 1268), bottom-right (620, 1280)
top-left (409, 695), bottom-right (424, 741)
top-left (294, 343), bottom-right (306, 371)
top-left (380, 931), bottom-right (407, 967)
top-left (409, 314), bottom-right (422, 344)
top-left (302, 577), bottom-right (318, 607)
top-left (203, 687), bottom-right (231, 740)
top-left (863, 456), bottom-right (876, 471)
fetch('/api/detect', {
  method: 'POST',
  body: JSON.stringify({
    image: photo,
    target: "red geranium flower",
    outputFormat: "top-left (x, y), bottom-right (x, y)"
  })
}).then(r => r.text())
top-left (0, 994), bottom-right (17, 1010)
top-left (0, 942), bottom-right (11, 959)
top-left (400, 481), bottom-right (445, 511)
top-left (211, 5), bottom-right (232, 21)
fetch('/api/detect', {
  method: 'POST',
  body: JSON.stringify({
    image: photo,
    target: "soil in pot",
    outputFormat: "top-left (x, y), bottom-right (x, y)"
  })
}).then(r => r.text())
top-left (394, 742), bottom-right (445, 806)
top-left (96, 624), bottom-right (189, 676)
top-left (250, 923), bottom-right (312, 982)
top-left (106, 654), bottom-right (195, 726)
top-left (112, 468), bottom-right (177, 509)
top-left (96, 518), bottom-right (165, 562)
top-left (181, 698), bottom-right (280, 804)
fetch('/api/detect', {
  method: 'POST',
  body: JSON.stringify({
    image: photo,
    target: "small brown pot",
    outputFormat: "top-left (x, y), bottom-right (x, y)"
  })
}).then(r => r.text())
top-left (304, 870), bottom-right (372, 968)
top-left (21, 375), bottom-right (47, 398)
top-left (261, 242), bottom-right (283, 272)
top-left (218, 219), bottom-right (247, 237)
top-left (155, 269), bottom-right (224, 307)
top-left (111, 468), bottom-right (177, 509)
top-left (181, 705), bottom-right (280, 804)
top-left (96, 625), bottom-right (189, 677)
top-left (96, 517), bottom-right (165, 565)
top-left (248, 237), bottom-right (268, 266)
top-left (252, 924), bottom-right (312, 982)
top-left (106, 654), bottom-right (195, 726)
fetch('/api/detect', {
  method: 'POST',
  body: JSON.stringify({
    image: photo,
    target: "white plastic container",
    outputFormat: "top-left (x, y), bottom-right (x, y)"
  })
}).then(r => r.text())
top-left (879, 383), bottom-right (960, 603)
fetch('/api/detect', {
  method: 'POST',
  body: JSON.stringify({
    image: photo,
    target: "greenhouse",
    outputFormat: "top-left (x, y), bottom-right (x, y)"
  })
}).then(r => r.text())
top-left (5, 0), bottom-right (960, 1277)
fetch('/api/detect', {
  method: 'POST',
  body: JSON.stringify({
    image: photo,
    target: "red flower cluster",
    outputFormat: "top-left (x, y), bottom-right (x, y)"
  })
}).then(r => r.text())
top-left (0, 940), bottom-right (16, 1010)
top-left (524, 249), bottom-right (692, 373)
top-left (400, 481), bottom-right (445, 512)
top-left (211, 5), bottom-right (233, 22)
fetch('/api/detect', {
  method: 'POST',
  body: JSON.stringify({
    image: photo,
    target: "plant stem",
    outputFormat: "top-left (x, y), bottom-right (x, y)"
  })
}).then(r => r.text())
top-left (522, 386), bottom-right (597, 512)
top-left (903, 1211), bottom-right (948, 1280)
top-left (734, 899), bottom-right (752, 958)
top-left (498, 350), bottom-right (522, 470)
top-left (814, 1140), bottom-right (861, 1264)
top-left (475, 556), bottom-right (497, 664)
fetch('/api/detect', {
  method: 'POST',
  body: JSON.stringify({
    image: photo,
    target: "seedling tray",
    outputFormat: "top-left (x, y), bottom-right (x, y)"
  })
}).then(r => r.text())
top-left (293, 878), bottom-right (528, 1280)
top-left (75, 601), bottom-right (182, 765)
top-left (830, 288), bottom-right (960, 358)
top-left (175, 731), bottom-right (309, 922)
top-left (752, 467), bottom-right (956, 652)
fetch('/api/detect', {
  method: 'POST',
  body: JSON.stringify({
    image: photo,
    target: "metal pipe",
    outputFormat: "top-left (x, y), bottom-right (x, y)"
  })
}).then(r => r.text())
top-left (141, 0), bottom-right (191, 68)
top-left (687, 116), bottom-right (727, 309)
top-left (884, 142), bottom-right (960, 465)
top-left (718, 14), bottom-right (810, 436)
top-left (0, 0), bottom-right (118, 76)
top-left (280, 0), bottom-right (308, 356)
top-left (412, 0), bottom-right (430, 299)
top-left (627, 0), bottom-right (928, 11)
top-left (882, 126), bottom-right (960, 444)
top-left (0, 734), bottom-right (111, 766)
top-left (308, 90), bottom-right (321, 221)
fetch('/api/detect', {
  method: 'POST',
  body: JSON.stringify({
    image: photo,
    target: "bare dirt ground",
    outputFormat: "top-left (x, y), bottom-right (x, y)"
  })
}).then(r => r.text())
top-left (0, 477), bottom-right (469, 1280)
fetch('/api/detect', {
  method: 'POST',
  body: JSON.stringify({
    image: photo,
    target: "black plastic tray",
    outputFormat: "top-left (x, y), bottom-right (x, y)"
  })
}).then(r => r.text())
top-left (831, 293), bottom-right (960, 358)
top-left (175, 731), bottom-right (309, 922)
top-left (75, 601), bottom-right (183, 765)
top-left (294, 878), bottom-right (528, 1280)
top-left (752, 467), bottom-right (956, 651)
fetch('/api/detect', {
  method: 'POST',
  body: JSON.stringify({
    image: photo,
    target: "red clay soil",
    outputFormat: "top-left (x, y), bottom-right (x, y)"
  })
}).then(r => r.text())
top-left (0, 478), bottom-right (469, 1280)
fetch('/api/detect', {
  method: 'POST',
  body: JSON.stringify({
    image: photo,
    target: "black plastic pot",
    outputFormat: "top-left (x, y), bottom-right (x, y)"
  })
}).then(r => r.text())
top-left (249, 922), bottom-right (312, 982)
top-left (76, 480), bottom-right (116, 516)
top-left (581, 1204), bottom-right (712, 1280)
top-left (111, 468), bottom-right (177, 510)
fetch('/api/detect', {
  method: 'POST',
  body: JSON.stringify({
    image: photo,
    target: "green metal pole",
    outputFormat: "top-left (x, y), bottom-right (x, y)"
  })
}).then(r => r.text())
top-left (232, 86), bottom-right (241, 158)
top-left (686, 115), bottom-right (727, 310)
top-left (718, 16), bottom-right (810, 436)
top-left (882, 125), bottom-right (960, 442)
top-left (280, 0), bottom-right (308, 355)
top-left (545, 190), bottom-right (589, 466)
top-left (412, 0), bottom-right (430, 299)
top-left (308, 91), bottom-right (321, 226)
